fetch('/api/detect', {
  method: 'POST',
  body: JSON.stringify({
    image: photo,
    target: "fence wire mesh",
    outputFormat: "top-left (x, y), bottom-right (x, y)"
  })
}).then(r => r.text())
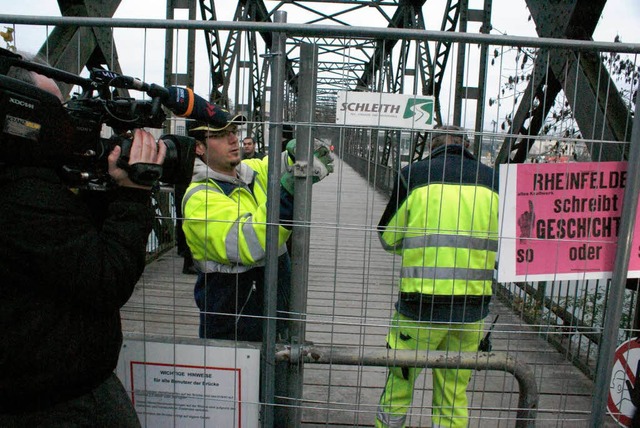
top-left (3, 11), bottom-right (640, 428)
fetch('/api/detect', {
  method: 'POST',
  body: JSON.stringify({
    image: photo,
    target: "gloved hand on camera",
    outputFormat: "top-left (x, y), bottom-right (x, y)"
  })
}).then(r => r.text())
top-left (280, 139), bottom-right (334, 194)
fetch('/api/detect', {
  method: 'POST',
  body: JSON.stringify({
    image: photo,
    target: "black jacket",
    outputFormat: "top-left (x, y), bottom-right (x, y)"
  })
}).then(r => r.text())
top-left (242, 151), bottom-right (265, 160)
top-left (0, 166), bottom-right (153, 413)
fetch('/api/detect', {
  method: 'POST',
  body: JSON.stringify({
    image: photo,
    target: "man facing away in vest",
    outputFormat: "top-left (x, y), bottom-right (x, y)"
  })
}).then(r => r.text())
top-left (376, 125), bottom-right (499, 428)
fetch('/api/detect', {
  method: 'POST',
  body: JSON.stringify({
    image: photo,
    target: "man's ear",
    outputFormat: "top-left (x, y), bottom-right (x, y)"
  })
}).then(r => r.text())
top-left (195, 141), bottom-right (206, 156)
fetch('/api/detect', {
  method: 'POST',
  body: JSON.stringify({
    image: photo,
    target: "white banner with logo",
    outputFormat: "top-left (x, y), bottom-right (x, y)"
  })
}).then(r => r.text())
top-left (335, 91), bottom-right (435, 130)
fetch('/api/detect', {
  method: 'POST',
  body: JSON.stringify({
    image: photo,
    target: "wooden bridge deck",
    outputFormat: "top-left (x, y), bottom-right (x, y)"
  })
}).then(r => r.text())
top-left (122, 157), bottom-right (608, 427)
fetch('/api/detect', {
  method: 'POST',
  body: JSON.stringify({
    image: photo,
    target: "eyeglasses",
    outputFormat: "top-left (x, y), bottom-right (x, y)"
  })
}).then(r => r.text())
top-left (206, 128), bottom-right (238, 140)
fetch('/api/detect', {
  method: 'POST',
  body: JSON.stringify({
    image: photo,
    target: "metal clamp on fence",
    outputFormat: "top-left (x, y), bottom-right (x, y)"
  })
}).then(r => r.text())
top-left (292, 160), bottom-right (311, 177)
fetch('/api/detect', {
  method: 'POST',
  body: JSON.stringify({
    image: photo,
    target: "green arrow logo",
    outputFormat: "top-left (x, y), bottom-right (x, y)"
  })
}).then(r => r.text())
top-left (403, 98), bottom-right (434, 125)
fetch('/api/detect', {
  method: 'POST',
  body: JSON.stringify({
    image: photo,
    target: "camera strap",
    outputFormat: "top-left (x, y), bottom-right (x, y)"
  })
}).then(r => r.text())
top-left (116, 159), bottom-right (163, 187)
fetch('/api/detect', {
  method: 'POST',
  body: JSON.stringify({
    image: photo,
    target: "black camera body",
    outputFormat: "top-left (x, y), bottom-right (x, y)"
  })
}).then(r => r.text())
top-left (0, 49), bottom-right (196, 188)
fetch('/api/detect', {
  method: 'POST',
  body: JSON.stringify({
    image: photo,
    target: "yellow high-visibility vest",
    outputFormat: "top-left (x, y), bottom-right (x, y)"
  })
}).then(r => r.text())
top-left (378, 145), bottom-right (499, 297)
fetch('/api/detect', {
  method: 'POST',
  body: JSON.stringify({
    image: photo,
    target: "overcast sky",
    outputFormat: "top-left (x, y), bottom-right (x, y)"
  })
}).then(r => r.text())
top-left (3, 1), bottom-right (637, 85)
top-left (3, 0), bottom-right (639, 41)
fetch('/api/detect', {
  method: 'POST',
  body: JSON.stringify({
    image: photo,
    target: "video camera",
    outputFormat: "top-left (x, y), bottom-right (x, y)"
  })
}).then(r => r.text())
top-left (0, 47), bottom-right (196, 188)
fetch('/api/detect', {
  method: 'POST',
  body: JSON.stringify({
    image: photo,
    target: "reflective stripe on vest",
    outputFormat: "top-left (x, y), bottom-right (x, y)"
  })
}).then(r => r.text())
top-left (397, 233), bottom-right (498, 252)
top-left (183, 183), bottom-right (266, 264)
top-left (376, 405), bottom-right (406, 428)
top-left (400, 266), bottom-right (494, 281)
top-left (194, 244), bottom-right (288, 274)
top-left (194, 259), bottom-right (256, 274)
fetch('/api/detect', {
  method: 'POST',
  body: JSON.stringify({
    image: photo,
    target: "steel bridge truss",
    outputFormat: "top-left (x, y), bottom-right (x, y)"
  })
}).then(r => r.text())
top-left (168, 0), bottom-right (491, 161)
top-left (37, 0), bottom-right (633, 165)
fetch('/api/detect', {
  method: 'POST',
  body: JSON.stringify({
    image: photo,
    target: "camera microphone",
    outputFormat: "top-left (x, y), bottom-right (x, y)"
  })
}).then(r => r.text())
top-left (163, 86), bottom-right (230, 128)
top-left (89, 69), bottom-right (169, 97)
top-left (89, 70), bottom-right (232, 128)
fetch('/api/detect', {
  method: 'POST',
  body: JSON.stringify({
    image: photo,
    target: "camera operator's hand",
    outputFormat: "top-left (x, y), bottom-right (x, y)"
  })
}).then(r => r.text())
top-left (108, 129), bottom-right (167, 189)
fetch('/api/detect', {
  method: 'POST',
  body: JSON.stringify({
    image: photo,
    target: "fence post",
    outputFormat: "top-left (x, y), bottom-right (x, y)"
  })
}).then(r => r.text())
top-left (284, 42), bottom-right (319, 428)
top-left (591, 93), bottom-right (640, 426)
top-left (262, 10), bottom-right (287, 428)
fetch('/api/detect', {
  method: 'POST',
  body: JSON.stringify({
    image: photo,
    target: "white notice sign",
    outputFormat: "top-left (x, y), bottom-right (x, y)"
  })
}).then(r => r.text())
top-left (117, 338), bottom-right (260, 428)
top-left (335, 91), bottom-right (435, 130)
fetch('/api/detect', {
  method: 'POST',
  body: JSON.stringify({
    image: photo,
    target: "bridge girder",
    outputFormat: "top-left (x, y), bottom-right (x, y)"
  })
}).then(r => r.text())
top-left (495, 0), bottom-right (632, 165)
top-left (43, 0), bottom-right (126, 98)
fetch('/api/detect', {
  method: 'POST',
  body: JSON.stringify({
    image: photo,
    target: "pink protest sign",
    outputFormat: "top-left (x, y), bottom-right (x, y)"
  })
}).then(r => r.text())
top-left (498, 161), bottom-right (640, 282)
